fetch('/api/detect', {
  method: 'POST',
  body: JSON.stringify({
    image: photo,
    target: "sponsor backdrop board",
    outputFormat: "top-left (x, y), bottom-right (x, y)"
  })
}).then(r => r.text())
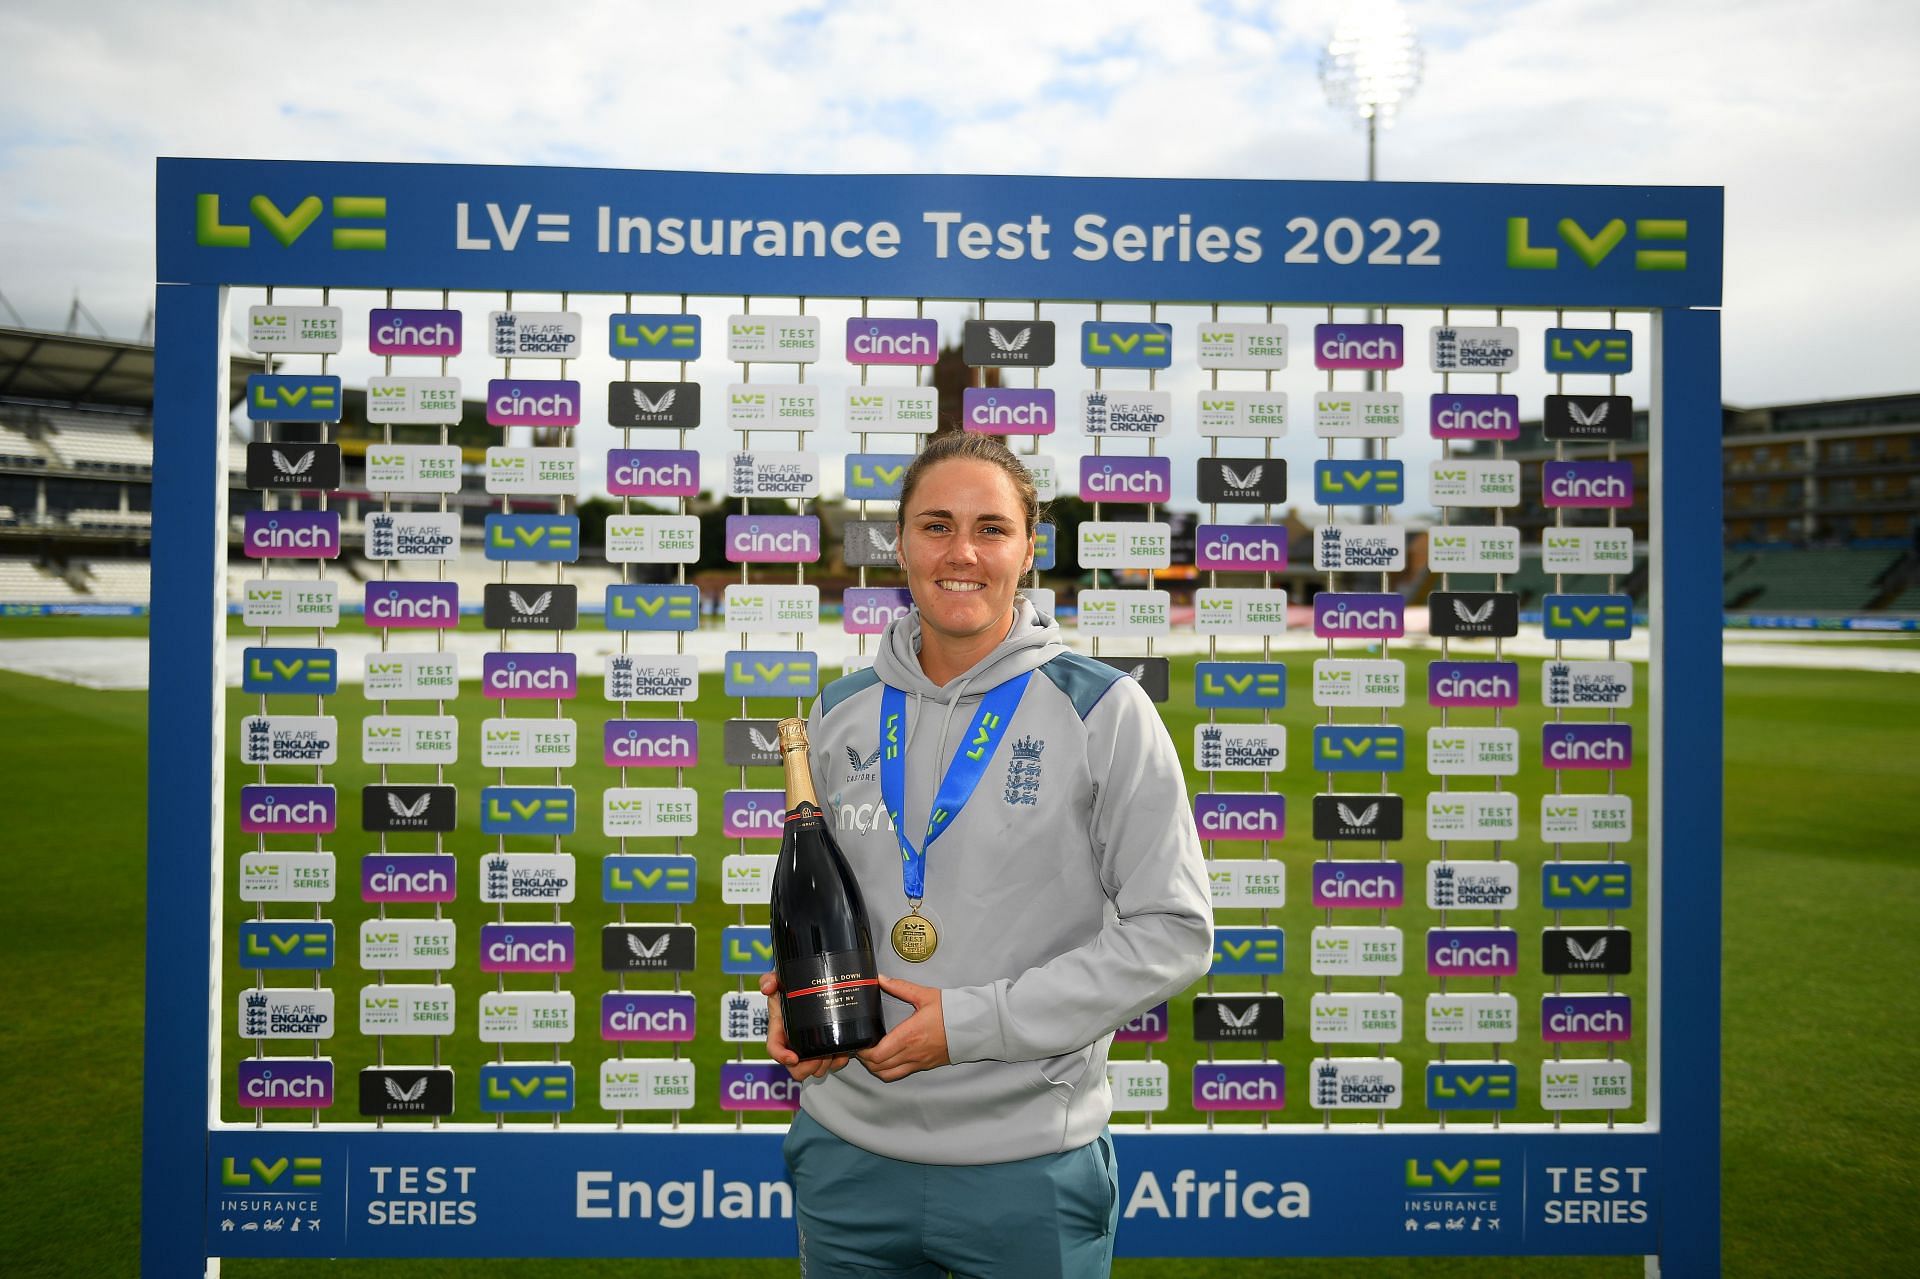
top-left (150, 158), bottom-right (1720, 1273)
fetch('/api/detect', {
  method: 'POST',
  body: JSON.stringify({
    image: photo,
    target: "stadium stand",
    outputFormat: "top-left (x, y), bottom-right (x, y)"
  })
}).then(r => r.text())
top-left (39, 409), bottom-right (154, 473)
top-left (66, 508), bottom-right (152, 532)
top-left (79, 559), bottom-right (152, 602)
top-left (1719, 546), bottom-right (1906, 612)
top-left (0, 556), bottom-right (82, 601)
top-left (0, 420), bottom-right (52, 467)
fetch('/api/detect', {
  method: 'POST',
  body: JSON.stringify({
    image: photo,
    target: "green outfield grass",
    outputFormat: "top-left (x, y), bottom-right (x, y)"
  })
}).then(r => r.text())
top-left (0, 645), bottom-right (1914, 1277)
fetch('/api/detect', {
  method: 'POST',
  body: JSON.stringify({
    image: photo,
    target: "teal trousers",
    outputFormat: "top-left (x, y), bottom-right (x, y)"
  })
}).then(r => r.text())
top-left (782, 1109), bottom-right (1119, 1278)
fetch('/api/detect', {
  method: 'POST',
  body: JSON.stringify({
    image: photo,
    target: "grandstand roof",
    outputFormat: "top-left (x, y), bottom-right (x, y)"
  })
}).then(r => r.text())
top-left (0, 326), bottom-right (261, 409)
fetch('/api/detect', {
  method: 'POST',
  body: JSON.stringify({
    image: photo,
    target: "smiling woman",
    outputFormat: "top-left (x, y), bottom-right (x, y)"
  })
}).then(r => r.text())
top-left (893, 433), bottom-right (1040, 685)
top-left (758, 431), bottom-right (1213, 1277)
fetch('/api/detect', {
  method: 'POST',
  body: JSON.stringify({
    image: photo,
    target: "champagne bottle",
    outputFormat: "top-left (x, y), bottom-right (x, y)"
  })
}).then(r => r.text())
top-left (770, 717), bottom-right (884, 1059)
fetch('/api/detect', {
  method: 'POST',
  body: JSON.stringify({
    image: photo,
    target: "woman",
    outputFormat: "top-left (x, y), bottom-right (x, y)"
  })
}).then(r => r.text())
top-left (761, 432), bottom-right (1212, 1278)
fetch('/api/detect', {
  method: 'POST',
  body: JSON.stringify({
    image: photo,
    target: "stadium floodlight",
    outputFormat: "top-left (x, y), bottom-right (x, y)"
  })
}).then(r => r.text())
top-left (1319, 0), bottom-right (1424, 180)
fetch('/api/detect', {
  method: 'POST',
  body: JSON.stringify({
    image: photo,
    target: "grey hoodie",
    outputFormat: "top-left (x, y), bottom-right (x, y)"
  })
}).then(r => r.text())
top-left (797, 599), bottom-right (1212, 1164)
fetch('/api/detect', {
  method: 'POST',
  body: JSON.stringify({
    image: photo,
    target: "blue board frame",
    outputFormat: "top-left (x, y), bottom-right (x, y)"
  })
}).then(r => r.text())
top-left (145, 158), bottom-right (1721, 1275)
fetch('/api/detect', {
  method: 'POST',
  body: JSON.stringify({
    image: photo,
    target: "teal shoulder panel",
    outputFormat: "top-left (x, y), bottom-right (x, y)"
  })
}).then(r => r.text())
top-left (819, 666), bottom-right (883, 717)
top-left (1038, 651), bottom-right (1125, 721)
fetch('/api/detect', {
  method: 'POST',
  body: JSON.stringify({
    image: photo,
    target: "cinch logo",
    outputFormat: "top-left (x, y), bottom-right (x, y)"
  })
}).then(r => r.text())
top-left (612, 314), bottom-right (700, 359)
top-left (1192, 1064), bottom-right (1289, 1111)
top-left (723, 793), bottom-right (785, 839)
top-left (1429, 661), bottom-right (1518, 707)
top-left (369, 308), bottom-right (460, 355)
top-left (220, 1155), bottom-right (322, 1187)
top-left (1194, 795), bottom-right (1287, 840)
top-left (247, 376), bottom-right (341, 418)
top-left (483, 653), bottom-right (576, 698)
top-left (1545, 461), bottom-right (1635, 508)
top-left (1115, 1003), bottom-right (1169, 1042)
top-left (1313, 323), bottom-right (1403, 370)
top-left (481, 923), bottom-right (575, 972)
top-left (1197, 526), bottom-right (1289, 570)
top-left (1430, 393), bottom-right (1519, 440)
top-left (1313, 593), bottom-right (1403, 637)
top-left (608, 449), bottom-right (699, 496)
top-left (721, 1061), bottom-right (802, 1111)
top-left (238, 1061), bottom-right (335, 1108)
top-left (241, 785), bottom-right (335, 834)
top-left (964, 388), bottom-right (1054, 431)
top-left (1543, 997), bottom-right (1632, 1042)
top-left (243, 648), bottom-right (336, 694)
top-left (1404, 1157), bottom-right (1501, 1189)
top-left (726, 516), bottom-right (820, 562)
top-left (1311, 727), bottom-right (1404, 771)
top-left (1312, 460), bottom-right (1403, 503)
top-left (847, 318), bottom-right (938, 364)
top-left (362, 855), bottom-right (455, 902)
top-left (487, 379), bottom-right (579, 426)
top-left (196, 192), bottom-right (386, 249)
top-left (1428, 933), bottom-right (1517, 976)
top-left (604, 721), bottom-right (696, 769)
top-left (1081, 456), bottom-right (1171, 501)
top-left (845, 588), bottom-right (912, 633)
top-left (1312, 863), bottom-right (1403, 908)
top-left (485, 514), bottom-right (578, 561)
top-left (366, 583), bottom-right (458, 627)
top-left (602, 993), bottom-right (695, 1040)
top-left (1544, 726), bottom-right (1633, 769)
top-left (1507, 216), bottom-right (1687, 271)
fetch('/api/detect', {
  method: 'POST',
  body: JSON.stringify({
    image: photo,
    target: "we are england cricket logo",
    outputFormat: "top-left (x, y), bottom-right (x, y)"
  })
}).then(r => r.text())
top-left (1003, 736), bottom-right (1044, 806)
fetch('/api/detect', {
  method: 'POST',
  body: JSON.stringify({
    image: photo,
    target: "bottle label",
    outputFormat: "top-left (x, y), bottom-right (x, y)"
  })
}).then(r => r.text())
top-left (780, 947), bottom-right (880, 1034)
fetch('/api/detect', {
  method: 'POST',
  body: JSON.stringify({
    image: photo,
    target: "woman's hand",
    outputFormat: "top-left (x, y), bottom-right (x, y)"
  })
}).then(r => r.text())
top-left (760, 971), bottom-right (852, 1081)
top-left (856, 975), bottom-right (951, 1082)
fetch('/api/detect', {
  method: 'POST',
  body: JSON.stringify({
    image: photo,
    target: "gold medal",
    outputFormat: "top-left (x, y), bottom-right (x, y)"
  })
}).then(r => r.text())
top-left (890, 910), bottom-right (938, 963)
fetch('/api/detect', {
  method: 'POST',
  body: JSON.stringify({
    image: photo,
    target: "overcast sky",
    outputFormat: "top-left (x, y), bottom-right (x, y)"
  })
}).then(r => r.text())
top-left (2, 0), bottom-right (1913, 464)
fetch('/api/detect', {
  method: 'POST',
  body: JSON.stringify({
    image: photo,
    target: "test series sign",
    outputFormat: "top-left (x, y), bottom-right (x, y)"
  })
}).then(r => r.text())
top-left (206, 1130), bottom-right (1657, 1258)
top-left (160, 161), bottom-right (1722, 307)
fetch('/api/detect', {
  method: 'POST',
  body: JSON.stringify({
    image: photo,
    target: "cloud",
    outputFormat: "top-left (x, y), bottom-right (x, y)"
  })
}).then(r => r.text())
top-left (0, 0), bottom-right (1912, 411)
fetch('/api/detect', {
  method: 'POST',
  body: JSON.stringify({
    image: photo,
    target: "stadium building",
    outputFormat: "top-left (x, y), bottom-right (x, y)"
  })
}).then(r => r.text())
top-left (0, 325), bottom-right (257, 609)
top-left (3, 322), bottom-right (1917, 619)
top-left (1448, 391), bottom-right (1920, 617)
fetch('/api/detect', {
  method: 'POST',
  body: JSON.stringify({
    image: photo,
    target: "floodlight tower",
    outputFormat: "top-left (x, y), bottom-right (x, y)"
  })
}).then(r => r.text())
top-left (1320, 0), bottom-right (1423, 481)
top-left (1319, 0), bottom-right (1424, 182)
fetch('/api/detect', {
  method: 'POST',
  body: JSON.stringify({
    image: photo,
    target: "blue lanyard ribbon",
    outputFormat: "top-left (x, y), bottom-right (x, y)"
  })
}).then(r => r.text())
top-left (880, 672), bottom-right (1031, 901)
